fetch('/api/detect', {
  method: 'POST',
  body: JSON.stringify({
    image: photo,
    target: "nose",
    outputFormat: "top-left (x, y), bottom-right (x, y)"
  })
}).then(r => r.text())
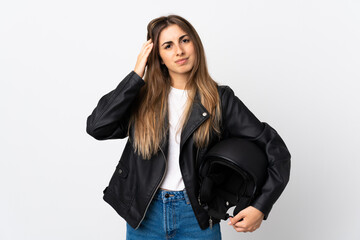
top-left (175, 45), bottom-right (184, 56)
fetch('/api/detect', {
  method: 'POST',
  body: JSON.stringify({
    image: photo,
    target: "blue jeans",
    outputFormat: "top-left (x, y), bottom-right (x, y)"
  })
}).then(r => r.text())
top-left (126, 188), bottom-right (221, 240)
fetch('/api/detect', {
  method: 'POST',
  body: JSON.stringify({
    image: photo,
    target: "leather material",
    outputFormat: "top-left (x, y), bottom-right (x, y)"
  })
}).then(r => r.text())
top-left (86, 70), bottom-right (291, 230)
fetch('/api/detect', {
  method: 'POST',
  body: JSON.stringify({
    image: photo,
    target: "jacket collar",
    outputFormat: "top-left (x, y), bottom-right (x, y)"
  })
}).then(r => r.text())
top-left (159, 90), bottom-right (210, 152)
top-left (180, 90), bottom-right (210, 151)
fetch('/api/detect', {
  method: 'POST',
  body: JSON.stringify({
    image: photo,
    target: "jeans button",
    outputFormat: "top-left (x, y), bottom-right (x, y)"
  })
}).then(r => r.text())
top-left (165, 193), bottom-right (169, 198)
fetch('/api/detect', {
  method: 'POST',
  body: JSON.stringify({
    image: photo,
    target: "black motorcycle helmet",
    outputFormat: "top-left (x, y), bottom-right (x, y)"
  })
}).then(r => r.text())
top-left (198, 138), bottom-right (268, 221)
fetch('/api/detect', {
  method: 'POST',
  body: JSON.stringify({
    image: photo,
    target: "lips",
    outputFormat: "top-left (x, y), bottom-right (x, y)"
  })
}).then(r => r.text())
top-left (175, 58), bottom-right (188, 64)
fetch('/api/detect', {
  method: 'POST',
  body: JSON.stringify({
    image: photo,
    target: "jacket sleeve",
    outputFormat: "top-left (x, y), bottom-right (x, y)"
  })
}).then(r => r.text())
top-left (86, 71), bottom-right (145, 140)
top-left (220, 85), bottom-right (291, 220)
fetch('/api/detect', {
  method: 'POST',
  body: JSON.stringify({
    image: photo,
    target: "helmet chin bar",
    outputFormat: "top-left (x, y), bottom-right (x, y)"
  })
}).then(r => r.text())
top-left (199, 159), bottom-right (257, 220)
top-left (198, 138), bottom-right (268, 222)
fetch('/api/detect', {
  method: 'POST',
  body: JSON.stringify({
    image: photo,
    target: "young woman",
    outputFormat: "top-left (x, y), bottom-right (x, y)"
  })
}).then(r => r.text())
top-left (86, 15), bottom-right (291, 240)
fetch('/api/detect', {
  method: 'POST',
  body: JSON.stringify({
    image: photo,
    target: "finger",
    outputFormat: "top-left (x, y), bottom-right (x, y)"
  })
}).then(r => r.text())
top-left (233, 220), bottom-right (249, 230)
top-left (145, 42), bottom-right (153, 50)
top-left (233, 224), bottom-right (258, 233)
top-left (139, 42), bottom-right (153, 58)
top-left (140, 42), bottom-right (147, 52)
top-left (138, 43), bottom-right (153, 62)
top-left (228, 217), bottom-right (233, 225)
top-left (143, 43), bottom-right (153, 55)
top-left (140, 39), bottom-right (152, 52)
top-left (144, 39), bottom-right (153, 46)
top-left (229, 213), bottom-right (245, 225)
top-left (233, 226), bottom-right (248, 233)
top-left (233, 221), bottom-right (260, 233)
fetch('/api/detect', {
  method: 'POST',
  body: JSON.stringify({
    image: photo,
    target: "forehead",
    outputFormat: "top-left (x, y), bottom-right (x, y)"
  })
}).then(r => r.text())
top-left (159, 24), bottom-right (187, 43)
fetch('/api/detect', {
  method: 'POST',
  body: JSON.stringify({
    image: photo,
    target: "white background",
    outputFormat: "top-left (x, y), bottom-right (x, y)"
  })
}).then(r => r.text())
top-left (1, 0), bottom-right (359, 239)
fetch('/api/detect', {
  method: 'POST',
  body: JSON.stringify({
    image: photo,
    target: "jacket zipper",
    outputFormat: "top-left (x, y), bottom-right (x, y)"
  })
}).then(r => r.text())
top-left (196, 147), bottom-right (202, 206)
top-left (196, 147), bottom-right (213, 230)
top-left (196, 147), bottom-right (200, 168)
top-left (135, 146), bottom-right (167, 230)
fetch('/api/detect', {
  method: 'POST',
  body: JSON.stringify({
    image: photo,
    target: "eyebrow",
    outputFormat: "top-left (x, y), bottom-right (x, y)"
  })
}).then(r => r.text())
top-left (161, 34), bottom-right (189, 46)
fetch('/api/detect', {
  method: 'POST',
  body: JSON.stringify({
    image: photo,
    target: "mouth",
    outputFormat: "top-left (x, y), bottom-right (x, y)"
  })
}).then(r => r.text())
top-left (175, 58), bottom-right (188, 65)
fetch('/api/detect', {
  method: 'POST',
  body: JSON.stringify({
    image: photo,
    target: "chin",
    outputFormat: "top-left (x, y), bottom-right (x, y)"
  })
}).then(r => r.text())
top-left (178, 65), bottom-right (194, 73)
top-left (167, 64), bottom-right (194, 76)
top-left (175, 69), bottom-right (193, 75)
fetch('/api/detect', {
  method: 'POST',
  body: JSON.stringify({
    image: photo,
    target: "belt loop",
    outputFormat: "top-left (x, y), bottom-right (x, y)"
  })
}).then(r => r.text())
top-left (183, 189), bottom-right (190, 205)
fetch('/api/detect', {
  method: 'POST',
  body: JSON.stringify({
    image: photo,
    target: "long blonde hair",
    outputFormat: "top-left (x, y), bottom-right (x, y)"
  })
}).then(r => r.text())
top-left (129, 15), bottom-right (222, 160)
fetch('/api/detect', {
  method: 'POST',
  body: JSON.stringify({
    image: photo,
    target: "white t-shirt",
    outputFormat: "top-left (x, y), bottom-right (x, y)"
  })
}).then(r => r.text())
top-left (159, 86), bottom-right (188, 190)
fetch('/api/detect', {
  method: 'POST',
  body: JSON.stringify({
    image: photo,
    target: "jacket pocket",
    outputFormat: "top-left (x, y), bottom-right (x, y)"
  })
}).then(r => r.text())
top-left (104, 161), bottom-right (135, 208)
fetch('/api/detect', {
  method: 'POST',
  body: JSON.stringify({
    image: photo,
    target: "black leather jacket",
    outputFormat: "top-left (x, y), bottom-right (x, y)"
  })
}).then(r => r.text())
top-left (86, 71), bottom-right (291, 230)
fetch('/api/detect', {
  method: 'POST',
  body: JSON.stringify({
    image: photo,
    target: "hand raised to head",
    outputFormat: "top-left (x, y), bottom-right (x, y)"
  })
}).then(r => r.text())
top-left (134, 39), bottom-right (153, 79)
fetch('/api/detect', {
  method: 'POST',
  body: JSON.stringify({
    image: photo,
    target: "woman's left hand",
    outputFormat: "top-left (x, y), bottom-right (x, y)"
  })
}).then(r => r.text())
top-left (228, 206), bottom-right (264, 233)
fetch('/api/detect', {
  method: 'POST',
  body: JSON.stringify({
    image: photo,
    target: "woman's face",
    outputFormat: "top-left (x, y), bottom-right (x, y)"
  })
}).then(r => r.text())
top-left (158, 24), bottom-right (196, 80)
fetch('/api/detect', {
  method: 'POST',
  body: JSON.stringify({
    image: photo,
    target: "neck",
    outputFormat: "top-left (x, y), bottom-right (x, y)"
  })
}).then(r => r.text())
top-left (169, 72), bottom-right (189, 90)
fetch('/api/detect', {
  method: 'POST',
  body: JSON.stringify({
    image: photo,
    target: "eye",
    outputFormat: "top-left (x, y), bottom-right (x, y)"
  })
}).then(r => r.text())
top-left (165, 44), bottom-right (171, 49)
top-left (183, 38), bottom-right (190, 43)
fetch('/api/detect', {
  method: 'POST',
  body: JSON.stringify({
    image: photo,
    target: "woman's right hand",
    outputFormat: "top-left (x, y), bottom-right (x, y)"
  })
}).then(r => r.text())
top-left (134, 39), bottom-right (153, 79)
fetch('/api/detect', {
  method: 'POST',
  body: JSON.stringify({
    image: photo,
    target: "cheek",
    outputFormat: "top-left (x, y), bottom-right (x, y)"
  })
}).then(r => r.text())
top-left (160, 52), bottom-right (172, 64)
top-left (188, 44), bottom-right (196, 57)
top-left (190, 49), bottom-right (196, 62)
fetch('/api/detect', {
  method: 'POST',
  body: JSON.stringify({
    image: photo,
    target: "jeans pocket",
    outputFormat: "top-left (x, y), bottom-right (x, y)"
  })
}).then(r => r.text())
top-left (183, 189), bottom-right (191, 205)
